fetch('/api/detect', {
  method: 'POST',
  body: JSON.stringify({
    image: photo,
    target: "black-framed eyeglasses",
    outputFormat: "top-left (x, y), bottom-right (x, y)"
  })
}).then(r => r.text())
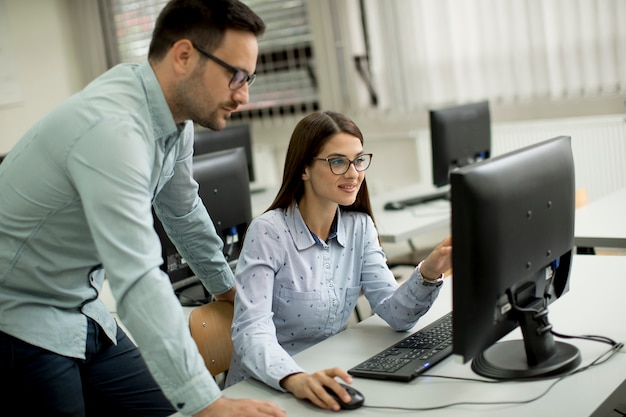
top-left (192, 43), bottom-right (256, 90)
top-left (312, 153), bottom-right (373, 175)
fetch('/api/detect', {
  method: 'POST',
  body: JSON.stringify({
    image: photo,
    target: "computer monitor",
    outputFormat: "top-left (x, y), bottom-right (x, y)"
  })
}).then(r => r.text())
top-left (383, 101), bottom-right (492, 210)
top-left (154, 147), bottom-right (253, 306)
top-left (430, 100), bottom-right (491, 188)
top-left (193, 124), bottom-right (255, 182)
top-left (451, 135), bottom-right (581, 380)
top-left (192, 147), bottom-right (252, 257)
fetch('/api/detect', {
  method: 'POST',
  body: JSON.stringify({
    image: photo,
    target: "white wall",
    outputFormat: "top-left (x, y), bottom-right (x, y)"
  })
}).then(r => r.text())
top-left (2, 0), bottom-right (624, 201)
top-left (0, 0), bottom-right (89, 154)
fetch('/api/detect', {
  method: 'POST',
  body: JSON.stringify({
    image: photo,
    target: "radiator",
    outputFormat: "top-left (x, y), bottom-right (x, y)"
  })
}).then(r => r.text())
top-left (492, 115), bottom-right (626, 201)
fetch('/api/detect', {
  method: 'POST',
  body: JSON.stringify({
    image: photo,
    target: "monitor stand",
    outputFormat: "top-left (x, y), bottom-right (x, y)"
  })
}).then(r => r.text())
top-left (471, 299), bottom-right (581, 380)
top-left (472, 340), bottom-right (581, 380)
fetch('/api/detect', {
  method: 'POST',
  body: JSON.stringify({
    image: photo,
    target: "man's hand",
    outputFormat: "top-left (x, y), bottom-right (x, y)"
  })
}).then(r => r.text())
top-left (193, 396), bottom-right (286, 417)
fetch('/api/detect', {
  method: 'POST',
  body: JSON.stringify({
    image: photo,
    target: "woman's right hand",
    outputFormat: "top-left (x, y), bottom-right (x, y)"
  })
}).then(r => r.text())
top-left (280, 367), bottom-right (354, 411)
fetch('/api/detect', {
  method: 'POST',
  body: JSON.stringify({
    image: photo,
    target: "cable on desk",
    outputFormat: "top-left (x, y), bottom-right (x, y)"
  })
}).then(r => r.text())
top-left (360, 330), bottom-right (623, 412)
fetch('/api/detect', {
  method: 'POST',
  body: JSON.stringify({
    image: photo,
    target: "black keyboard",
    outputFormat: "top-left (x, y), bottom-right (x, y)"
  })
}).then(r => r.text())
top-left (348, 312), bottom-right (453, 382)
top-left (383, 190), bottom-right (450, 210)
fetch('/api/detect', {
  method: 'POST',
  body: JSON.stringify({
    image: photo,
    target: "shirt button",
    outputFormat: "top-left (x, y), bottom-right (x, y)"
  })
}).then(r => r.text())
top-left (328, 281), bottom-right (334, 287)
top-left (332, 300), bottom-right (337, 306)
top-left (324, 263), bottom-right (330, 269)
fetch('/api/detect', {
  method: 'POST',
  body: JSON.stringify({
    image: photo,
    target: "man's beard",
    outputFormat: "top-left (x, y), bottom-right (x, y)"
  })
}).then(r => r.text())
top-left (174, 68), bottom-right (231, 130)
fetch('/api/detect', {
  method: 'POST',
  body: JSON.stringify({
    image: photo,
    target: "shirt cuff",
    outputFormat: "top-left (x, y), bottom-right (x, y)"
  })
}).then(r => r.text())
top-left (417, 261), bottom-right (444, 286)
top-left (200, 265), bottom-right (235, 295)
top-left (165, 370), bottom-right (222, 416)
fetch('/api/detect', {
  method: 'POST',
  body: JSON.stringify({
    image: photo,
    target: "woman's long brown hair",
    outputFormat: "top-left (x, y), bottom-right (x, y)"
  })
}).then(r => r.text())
top-left (267, 111), bottom-right (374, 222)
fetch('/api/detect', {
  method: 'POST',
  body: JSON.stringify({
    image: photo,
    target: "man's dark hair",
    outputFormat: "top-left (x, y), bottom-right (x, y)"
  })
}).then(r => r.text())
top-left (148, 0), bottom-right (265, 62)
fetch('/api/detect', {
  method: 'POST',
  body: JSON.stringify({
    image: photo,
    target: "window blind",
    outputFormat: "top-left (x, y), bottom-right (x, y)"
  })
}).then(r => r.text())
top-left (361, 0), bottom-right (626, 114)
top-left (99, 0), bottom-right (319, 122)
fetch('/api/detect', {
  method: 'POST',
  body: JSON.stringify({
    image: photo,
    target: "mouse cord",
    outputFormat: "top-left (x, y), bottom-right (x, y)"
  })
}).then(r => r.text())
top-left (362, 338), bottom-right (623, 412)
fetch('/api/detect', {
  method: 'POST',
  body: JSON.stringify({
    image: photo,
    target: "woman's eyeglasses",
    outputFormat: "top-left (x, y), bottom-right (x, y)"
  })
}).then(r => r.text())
top-left (312, 153), bottom-right (373, 175)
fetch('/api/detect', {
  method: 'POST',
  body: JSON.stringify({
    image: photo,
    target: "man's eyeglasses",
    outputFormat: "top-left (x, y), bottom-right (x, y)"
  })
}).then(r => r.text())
top-left (312, 153), bottom-right (373, 175)
top-left (192, 43), bottom-right (256, 90)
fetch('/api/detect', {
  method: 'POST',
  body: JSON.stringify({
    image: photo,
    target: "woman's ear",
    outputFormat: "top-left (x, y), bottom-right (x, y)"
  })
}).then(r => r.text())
top-left (301, 166), bottom-right (310, 181)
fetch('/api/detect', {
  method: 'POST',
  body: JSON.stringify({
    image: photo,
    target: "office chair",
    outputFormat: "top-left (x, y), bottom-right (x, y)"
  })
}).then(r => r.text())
top-left (575, 187), bottom-right (589, 209)
top-left (575, 187), bottom-right (596, 255)
top-left (189, 300), bottom-right (234, 381)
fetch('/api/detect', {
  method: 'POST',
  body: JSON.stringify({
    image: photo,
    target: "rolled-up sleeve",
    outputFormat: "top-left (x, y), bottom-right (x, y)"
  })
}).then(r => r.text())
top-left (152, 128), bottom-right (235, 296)
top-left (68, 120), bottom-right (222, 415)
top-left (359, 215), bottom-right (441, 331)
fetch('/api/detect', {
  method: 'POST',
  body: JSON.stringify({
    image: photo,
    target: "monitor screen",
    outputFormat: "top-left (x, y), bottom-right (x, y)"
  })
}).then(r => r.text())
top-left (451, 135), bottom-right (581, 380)
top-left (430, 100), bottom-right (491, 188)
top-left (193, 124), bottom-right (255, 182)
top-left (154, 147), bottom-right (252, 306)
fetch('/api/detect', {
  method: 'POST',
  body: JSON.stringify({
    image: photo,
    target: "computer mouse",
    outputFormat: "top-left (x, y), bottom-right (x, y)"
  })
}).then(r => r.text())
top-left (384, 201), bottom-right (405, 210)
top-left (324, 383), bottom-right (365, 410)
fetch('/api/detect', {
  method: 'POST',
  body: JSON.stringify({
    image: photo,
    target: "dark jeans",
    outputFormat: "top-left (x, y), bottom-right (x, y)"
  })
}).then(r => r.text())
top-left (0, 318), bottom-right (176, 416)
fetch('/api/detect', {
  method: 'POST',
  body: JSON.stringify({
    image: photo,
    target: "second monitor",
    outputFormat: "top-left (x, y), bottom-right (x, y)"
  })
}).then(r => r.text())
top-left (384, 100), bottom-right (491, 210)
top-left (430, 100), bottom-right (491, 188)
top-left (154, 147), bottom-right (252, 306)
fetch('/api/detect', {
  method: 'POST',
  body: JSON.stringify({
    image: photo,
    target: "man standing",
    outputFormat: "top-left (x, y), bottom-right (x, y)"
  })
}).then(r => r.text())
top-left (0, 1), bottom-right (285, 416)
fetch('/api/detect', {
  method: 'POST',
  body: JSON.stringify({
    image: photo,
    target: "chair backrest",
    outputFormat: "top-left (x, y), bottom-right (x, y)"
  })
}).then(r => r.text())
top-left (575, 187), bottom-right (589, 208)
top-left (188, 300), bottom-right (235, 376)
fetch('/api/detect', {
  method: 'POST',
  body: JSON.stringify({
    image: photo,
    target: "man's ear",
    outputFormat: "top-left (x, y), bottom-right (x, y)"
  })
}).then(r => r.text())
top-left (170, 39), bottom-right (196, 75)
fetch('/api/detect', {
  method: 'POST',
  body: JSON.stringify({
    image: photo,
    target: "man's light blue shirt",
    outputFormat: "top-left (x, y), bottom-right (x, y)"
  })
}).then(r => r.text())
top-left (0, 62), bottom-right (232, 415)
top-left (226, 205), bottom-right (441, 390)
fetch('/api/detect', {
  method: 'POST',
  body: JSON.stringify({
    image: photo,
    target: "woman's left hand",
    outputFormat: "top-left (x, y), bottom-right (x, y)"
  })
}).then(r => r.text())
top-left (419, 236), bottom-right (452, 280)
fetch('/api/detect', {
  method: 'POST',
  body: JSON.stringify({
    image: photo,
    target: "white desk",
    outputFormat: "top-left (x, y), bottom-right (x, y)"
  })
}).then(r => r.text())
top-left (575, 187), bottom-right (626, 249)
top-left (370, 183), bottom-right (450, 243)
top-left (365, 184), bottom-right (626, 250)
top-left (222, 255), bottom-right (626, 416)
top-left (250, 186), bottom-right (278, 218)
top-left (253, 184), bottom-right (626, 249)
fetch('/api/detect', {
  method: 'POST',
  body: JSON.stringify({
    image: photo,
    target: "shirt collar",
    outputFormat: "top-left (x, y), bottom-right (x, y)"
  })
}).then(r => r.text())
top-left (285, 204), bottom-right (346, 250)
top-left (136, 61), bottom-right (181, 141)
